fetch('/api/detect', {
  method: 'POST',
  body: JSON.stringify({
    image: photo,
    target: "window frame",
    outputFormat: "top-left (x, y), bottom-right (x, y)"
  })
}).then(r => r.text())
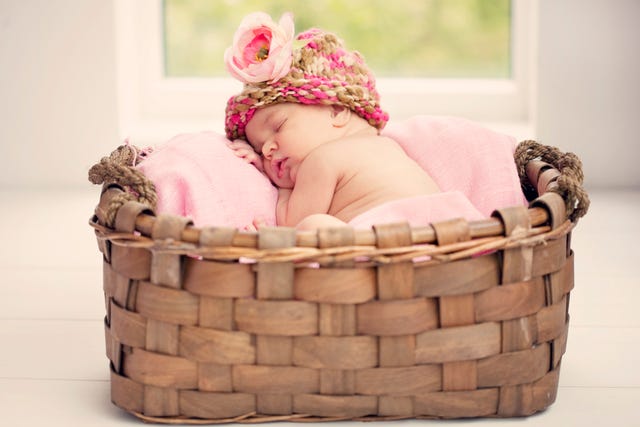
top-left (114, 0), bottom-right (536, 142)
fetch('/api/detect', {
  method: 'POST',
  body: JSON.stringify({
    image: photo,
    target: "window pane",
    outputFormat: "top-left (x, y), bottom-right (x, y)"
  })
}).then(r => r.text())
top-left (163, 0), bottom-right (511, 78)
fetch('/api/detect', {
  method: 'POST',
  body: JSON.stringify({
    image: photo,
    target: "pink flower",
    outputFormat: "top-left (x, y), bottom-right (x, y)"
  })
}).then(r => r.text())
top-left (224, 12), bottom-right (294, 84)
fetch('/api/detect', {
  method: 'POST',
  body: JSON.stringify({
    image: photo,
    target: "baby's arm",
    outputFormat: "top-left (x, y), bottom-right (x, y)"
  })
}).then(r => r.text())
top-left (276, 188), bottom-right (292, 225)
top-left (276, 155), bottom-right (337, 227)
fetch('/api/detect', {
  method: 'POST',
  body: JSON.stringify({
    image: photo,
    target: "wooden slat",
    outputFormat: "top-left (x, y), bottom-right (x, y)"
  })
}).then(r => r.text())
top-left (257, 395), bottom-right (293, 415)
top-left (151, 252), bottom-right (182, 288)
top-left (110, 369), bottom-right (144, 414)
top-left (374, 222), bottom-right (412, 248)
top-left (357, 298), bottom-right (438, 336)
top-left (497, 384), bottom-right (534, 417)
top-left (477, 343), bottom-right (550, 387)
top-left (146, 320), bottom-right (179, 355)
top-left (442, 361), bottom-right (477, 392)
top-left (293, 336), bottom-right (378, 369)
top-left (257, 227), bottom-right (296, 300)
top-left (103, 260), bottom-right (131, 308)
top-left (320, 370), bottom-right (355, 395)
top-left (531, 367), bottom-right (560, 412)
top-left (475, 277), bottom-right (546, 322)
top-left (234, 299), bottom-right (318, 336)
top-left (149, 215), bottom-right (192, 290)
top-left (355, 365), bottom-right (441, 396)
top-left (374, 222), bottom-right (414, 299)
top-left (232, 365), bottom-right (319, 394)
top-left (109, 301), bottom-right (146, 348)
top-left (548, 252), bottom-right (574, 304)
top-left (143, 385), bottom-right (179, 417)
top-left (439, 290), bottom-right (477, 392)
top-left (494, 206), bottom-right (533, 284)
top-left (179, 391), bottom-right (256, 420)
top-left (497, 366), bottom-right (561, 416)
top-left (183, 258), bottom-right (255, 298)
top-left (136, 281), bottom-right (199, 326)
top-left (294, 268), bottom-right (376, 304)
top-left (415, 322), bottom-right (501, 364)
top-left (198, 363), bottom-right (232, 392)
top-left (414, 389), bottom-right (499, 418)
top-left (536, 296), bottom-right (568, 343)
top-left (199, 297), bottom-right (234, 330)
top-left (502, 315), bottom-right (538, 352)
top-left (179, 326), bottom-right (255, 364)
top-left (415, 254), bottom-right (500, 297)
top-left (104, 321), bottom-right (122, 373)
top-left (439, 294), bottom-right (475, 327)
top-left (378, 396), bottom-right (414, 416)
top-left (293, 394), bottom-right (378, 418)
top-left (531, 236), bottom-right (567, 277)
top-left (431, 217), bottom-right (471, 245)
top-left (110, 244), bottom-right (151, 280)
top-left (319, 303), bottom-right (356, 336)
top-left (379, 336), bottom-right (415, 367)
top-left (256, 335), bottom-right (292, 365)
top-left (122, 348), bottom-right (198, 389)
top-left (530, 192), bottom-right (567, 230)
top-left (377, 262), bottom-right (415, 300)
top-left (552, 322), bottom-right (569, 368)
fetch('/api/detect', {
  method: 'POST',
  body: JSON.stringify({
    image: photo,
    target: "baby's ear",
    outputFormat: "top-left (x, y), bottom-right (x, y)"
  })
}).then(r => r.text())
top-left (331, 105), bottom-right (351, 128)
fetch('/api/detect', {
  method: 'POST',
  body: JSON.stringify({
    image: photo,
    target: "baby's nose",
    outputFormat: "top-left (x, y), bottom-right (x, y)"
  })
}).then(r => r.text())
top-left (262, 141), bottom-right (275, 158)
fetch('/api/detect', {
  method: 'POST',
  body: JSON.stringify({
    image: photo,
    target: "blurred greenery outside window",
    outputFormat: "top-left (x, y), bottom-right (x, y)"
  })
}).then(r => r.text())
top-left (163, 0), bottom-right (511, 79)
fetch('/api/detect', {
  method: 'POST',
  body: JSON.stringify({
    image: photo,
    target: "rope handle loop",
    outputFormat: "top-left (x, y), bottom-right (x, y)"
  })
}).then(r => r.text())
top-left (515, 140), bottom-right (590, 222)
top-left (88, 143), bottom-right (157, 228)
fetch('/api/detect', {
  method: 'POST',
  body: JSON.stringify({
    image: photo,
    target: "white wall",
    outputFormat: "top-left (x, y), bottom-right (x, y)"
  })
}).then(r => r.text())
top-left (535, 0), bottom-right (640, 189)
top-left (0, 0), bottom-right (119, 189)
top-left (0, 0), bottom-right (638, 190)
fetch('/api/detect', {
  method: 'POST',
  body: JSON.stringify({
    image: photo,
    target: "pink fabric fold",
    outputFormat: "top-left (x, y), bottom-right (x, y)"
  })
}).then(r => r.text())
top-left (137, 131), bottom-right (277, 228)
top-left (348, 191), bottom-right (485, 229)
top-left (382, 115), bottom-right (527, 218)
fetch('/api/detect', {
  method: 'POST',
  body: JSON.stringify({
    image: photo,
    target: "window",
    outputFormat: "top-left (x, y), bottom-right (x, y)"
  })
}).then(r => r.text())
top-left (164, 0), bottom-right (511, 79)
top-left (114, 0), bottom-right (535, 143)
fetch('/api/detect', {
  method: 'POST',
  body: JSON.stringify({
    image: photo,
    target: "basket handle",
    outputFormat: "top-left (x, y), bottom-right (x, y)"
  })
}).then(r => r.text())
top-left (515, 140), bottom-right (590, 222)
top-left (88, 144), bottom-right (157, 228)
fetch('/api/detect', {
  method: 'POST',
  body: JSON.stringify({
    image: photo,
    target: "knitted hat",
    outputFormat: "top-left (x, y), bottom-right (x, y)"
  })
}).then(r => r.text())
top-left (224, 14), bottom-right (389, 141)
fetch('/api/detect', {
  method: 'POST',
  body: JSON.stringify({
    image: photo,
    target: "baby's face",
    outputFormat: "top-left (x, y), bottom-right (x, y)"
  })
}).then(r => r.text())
top-left (261, 153), bottom-right (295, 189)
top-left (245, 103), bottom-right (341, 187)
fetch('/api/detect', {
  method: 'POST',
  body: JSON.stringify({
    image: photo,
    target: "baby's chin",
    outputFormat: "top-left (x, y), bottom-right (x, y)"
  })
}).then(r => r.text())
top-left (272, 176), bottom-right (294, 189)
top-left (264, 165), bottom-right (294, 188)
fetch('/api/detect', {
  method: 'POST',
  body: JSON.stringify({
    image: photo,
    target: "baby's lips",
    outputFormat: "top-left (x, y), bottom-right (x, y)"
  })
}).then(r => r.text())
top-left (271, 157), bottom-right (286, 178)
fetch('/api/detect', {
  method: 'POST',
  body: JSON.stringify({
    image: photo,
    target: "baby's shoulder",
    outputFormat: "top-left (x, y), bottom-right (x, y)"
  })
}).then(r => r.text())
top-left (326, 134), bottom-right (397, 151)
top-left (306, 135), bottom-right (401, 168)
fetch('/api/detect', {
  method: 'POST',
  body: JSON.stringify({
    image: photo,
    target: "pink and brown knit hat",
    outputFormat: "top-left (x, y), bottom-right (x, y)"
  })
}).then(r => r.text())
top-left (224, 12), bottom-right (389, 141)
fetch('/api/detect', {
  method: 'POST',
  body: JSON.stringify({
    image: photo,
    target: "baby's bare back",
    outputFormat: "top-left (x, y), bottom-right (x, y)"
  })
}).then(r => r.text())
top-left (314, 135), bottom-right (440, 222)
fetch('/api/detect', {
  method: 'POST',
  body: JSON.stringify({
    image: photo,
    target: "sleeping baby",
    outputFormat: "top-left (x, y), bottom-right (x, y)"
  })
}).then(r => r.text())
top-left (225, 13), bottom-right (441, 230)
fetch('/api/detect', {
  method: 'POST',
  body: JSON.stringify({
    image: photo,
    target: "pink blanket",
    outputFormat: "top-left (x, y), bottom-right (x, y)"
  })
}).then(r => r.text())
top-left (138, 132), bottom-right (278, 229)
top-left (136, 116), bottom-right (526, 229)
top-left (382, 115), bottom-right (527, 218)
top-left (348, 192), bottom-right (484, 229)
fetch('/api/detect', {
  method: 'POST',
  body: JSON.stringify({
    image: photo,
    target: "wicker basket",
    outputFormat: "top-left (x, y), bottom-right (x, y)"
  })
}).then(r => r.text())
top-left (89, 140), bottom-right (589, 423)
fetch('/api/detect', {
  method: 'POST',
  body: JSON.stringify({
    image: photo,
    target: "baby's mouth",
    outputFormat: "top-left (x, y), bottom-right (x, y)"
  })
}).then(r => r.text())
top-left (272, 157), bottom-right (288, 179)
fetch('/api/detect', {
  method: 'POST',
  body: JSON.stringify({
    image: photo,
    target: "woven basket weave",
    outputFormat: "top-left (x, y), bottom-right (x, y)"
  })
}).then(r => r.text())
top-left (89, 141), bottom-right (588, 423)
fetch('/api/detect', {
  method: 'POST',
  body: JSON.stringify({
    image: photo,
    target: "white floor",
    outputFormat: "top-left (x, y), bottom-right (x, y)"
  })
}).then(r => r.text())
top-left (1, 189), bottom-right (639, 426)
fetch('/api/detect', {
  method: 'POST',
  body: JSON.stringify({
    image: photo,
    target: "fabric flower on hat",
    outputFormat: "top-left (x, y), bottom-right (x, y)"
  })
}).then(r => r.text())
top-left (224, 12), bottom-right (295, 84)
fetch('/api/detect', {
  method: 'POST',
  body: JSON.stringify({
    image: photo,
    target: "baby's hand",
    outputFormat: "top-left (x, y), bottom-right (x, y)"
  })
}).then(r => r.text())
top-left (227, 139), bottom-right (264, 172)
top-left (242, 217), bottom-right (268, 232)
